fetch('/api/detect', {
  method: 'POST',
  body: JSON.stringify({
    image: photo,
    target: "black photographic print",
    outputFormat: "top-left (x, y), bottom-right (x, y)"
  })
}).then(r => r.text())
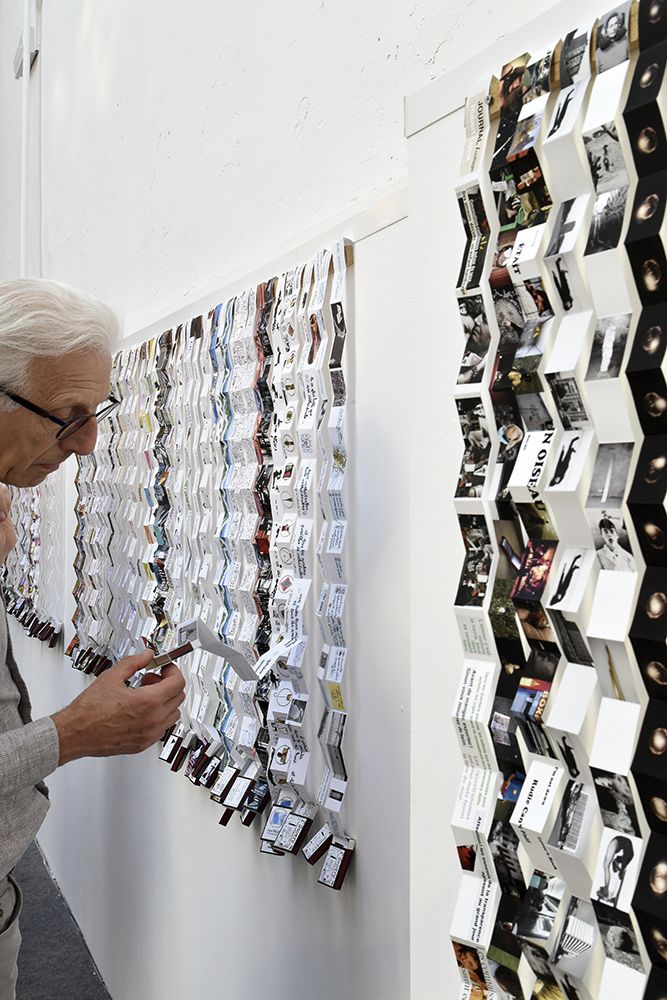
top-left (627, 173), bottom-right (667, 243)
top-left (624, 104), bottom-right (667, 178)
top-left (629, 503), bottom-right (667, 567)
top-left (548, 609), bottom-right (594, 665)
top-left (549, 547), bottom-right (588, 607)
top-left (516, 500), bottom-right (558, 541)
top-left (627, 368), bottom-right (667, 435)
top-left (634, 771), bottom-right (667, 834)
top-left (635, 907), bottom-right (667, 970)
top-left (586, 313), bottom-right (630, 380)
top-left (516, 392), bottom-right (553, 431)
top-left (626, 306), bottom-right (667, 372)
top-left (632, 637), bottom-right (667, 701)
top-left (584, 186), bottom-right (629, 255)
top-left (626, 42), bottom-right (667, 112)
top-left (627, 238), bottom-right (667, 304)
top-left (592, 901), bottom-right (644, 972)
top-left (628, 435), bottom-right (667, 502)
top-left (631, 568), bottom-right (667, 642)
top-left (456, 183), bottom-right (491, 291)
top-left (644, 966), bottom-right (667, 1000)
top-left (634, 833), bottom-right (667, 918)
top-left (515, 871), bottom-right (566, 940)
top-left (546, 83), bottom-right (579, 140)
top-left (549, 254), bottom-right (580, 312)
top-left (583, 122), bottom-right (628, 194)
top-left (550, 896), bottom-right (596, 978)
top-left (633, 700), bottom-right (667, 777)
top-left (639, 0), bottom-right (667, 49)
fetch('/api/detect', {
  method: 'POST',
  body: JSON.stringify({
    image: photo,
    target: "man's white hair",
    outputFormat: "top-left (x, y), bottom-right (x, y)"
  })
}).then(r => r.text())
top-left (0, 278), bottom-right (121, 411)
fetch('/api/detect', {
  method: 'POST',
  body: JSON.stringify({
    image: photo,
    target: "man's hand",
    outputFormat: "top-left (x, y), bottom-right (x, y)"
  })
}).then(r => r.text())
top-left (51, 649), bottom-right (186, 765)
top-left (0, 485), bottom-right (17, 564)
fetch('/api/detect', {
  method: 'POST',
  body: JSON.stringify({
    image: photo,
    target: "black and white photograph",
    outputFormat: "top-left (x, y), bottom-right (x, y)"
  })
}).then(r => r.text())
top-left (595, 3), bottom-right (631, 72)
top-left (548, 781), bottom-right (592, 854)
top-left (546, 372), bottom-right (591, 430)
top-left (583, 122), bottom-right (628, 193)
top-left (593, 901), bottom-right (645, 972)
top-left (516, 392), bottom-right (553, 431)
top-left (493, 290), bottom-right (525, 350)
top-left (545, 197), bottom-right (589, 257)
top-left (584, 186), bottom-right (629, 255)
top-left (632, 636), bottom-right (667, 701)
top-left (548, 547), bottom-right (596, 611)
top-left (455, 514), bottom-right (494, 607)
top-left (515, 317), bottom-right (551, 359)
top-left (627, 305), bottom-right (667, 372)
top-left (630, 503), bottom-right (667, 567)
top-left (515, 870), bottom-right (566, 941)
top-left (633, 832), bottom-right (667, 918)
top-left (586, 313), bottom-right (630, 380)
top-left (639, 0), bottom-right (667, 47)
top-left (625, 104), bottom-right (667, 178)
top-left (644, 967), bottom-right (667, 1000)
top-left (455, 397), bottom-right (491, 498)
top-left (627, 368), bottom-right (667, 435)
top-left (495, 517), bottom-right (524, 581)
top-left (523, 50), bottom-right (553, 102)
top-left (456, 183), bottom-right (491, 291)
top-left (492, 390), bottom-right (525, 464)
top-left (457, 295), bottom-right (492, 385)
top-left (633, 700), bottom-right (667, 777)
top-left (488, 799), bottom-right (525, 894)
top-left (586, 443), bottom-right (634, 509)
top-left (548, 609), bottom-right (594, 665)
top-left (628, 436), bottom-right (667, 503)
top-left (591, 769), bottom-right (641, 836)
top-left (586, 507), bottom-right (636, 572)
top-left (550, 896), bottom-right (597, 978)
top-left (560, 28), bottom-right (591, 87)
top-left (626, 172), bottom-right (667, 244)
top-left (628, 42), bottom-right (667, 111)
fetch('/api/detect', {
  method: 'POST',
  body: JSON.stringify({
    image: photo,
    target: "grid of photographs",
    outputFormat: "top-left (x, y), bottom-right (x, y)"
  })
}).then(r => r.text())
top-left (1, 468), bottom-right (65, 646)
top-left (65, 242), bottom-right (355, 889)
top-left (451, 10), bottom-right (665, 997)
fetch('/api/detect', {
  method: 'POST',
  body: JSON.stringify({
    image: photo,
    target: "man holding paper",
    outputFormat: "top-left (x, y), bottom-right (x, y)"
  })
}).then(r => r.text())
top-left (0, 279), bottom-right (186, 997)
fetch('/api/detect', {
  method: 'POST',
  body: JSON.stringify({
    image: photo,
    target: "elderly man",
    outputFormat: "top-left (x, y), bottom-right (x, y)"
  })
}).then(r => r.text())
top-left (0, 278), bottom-right (186, 997)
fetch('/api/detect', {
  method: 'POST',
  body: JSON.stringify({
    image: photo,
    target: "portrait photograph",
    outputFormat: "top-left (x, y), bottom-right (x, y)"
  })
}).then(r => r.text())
top-left (595, 3), bottom-right (630, 72)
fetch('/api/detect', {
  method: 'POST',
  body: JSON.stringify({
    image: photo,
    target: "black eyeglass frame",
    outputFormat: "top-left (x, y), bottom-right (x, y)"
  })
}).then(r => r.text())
top-left (0, 388), bottom-right (119, 441)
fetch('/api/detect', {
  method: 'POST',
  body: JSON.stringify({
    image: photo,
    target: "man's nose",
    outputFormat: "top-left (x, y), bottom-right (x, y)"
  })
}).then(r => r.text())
top-left (58, 418), bottom-right (99, 457)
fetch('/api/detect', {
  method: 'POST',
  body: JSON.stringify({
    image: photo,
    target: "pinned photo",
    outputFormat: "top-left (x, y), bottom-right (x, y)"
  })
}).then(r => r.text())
top-left (626, 43), bottom-right (667, 112)
top-left (630, 503), bottom-right (667, 567)
top-left (632, 636), bottom-right (667, 701)
top-left (457, 295), bottom-right (492, 385)
top-left (492, 55), bottom-right (531, 171)
top-left (550, 896), bottom-right (597, 979)
top-left (456, 184), bottom-right (491, 291)
top-left (455, 397), bottom-right (491, 498)
top-left (624, 104), bottom-right (667, 178)
top-left (516, 500), bottom-right (558, 541)
top-left (511, 540), bottom-right (558, 605)
top-left (548, 255), bottom-right (577, 312)
top-left (587, 508), bottom-right (636, 572)
top-left (627, 369), bottom-right (667, 435)
top-left (633, 772), bottom-right (667, 834)
top-left (593, 901), bottom-right (645, 972)
top-left (595, 3), bottom-right (631, 72)
top-left (455, 514), bottom-right (494, 607)
top-left (639, 0), bottom-right (667, 48)
top-left (633, 700), bottom-right (667, 777)
top-left (548, 609), bottom-right (594, 665)
top-left (586, 443), bottom-right (634, 509)
top-left (548, 547), bottom-right (596, 610)
top-left (548, 430), bottom-right (587, 489)
top-left (584, 186), bottom-right (629, 255)
top-left (627, 305), bottom-right (667, 372)
top-left (591, 769), bottom-right (641, 836)
top-left (586, 313), bottom-right (630, 379)
top-left (560, 28), bottom-right (592, 88)
top-left (545, 197), bottom-right (589, 257)
top-left (515, 871), bottom-right (566, 940)
top-left (583, 122), bottom-right (628, 193)
top-left (546, 373), bottom-right (590, 430)
top-left (628, 436), bottom-right (667, 502)
top-left (633, 832), bottom-right (667, 918)
top-left (627, 173), bottom-right (667, 244)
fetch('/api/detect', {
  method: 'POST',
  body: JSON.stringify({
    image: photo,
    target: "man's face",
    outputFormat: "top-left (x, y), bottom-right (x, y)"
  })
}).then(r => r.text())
top-left (0, 349), bottom-right (112, 487)
top-left (601, 525), bottom-right (616, 550)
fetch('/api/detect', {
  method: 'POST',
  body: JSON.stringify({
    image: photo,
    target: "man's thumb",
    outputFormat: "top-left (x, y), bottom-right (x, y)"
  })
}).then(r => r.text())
top-left (112, 648), bottom-right (156, 681)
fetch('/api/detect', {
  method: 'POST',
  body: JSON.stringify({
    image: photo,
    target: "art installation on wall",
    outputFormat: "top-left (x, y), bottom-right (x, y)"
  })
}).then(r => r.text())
top-left (452, 3), bottom-right (667, 997)
top-left (68, 240), bottom-right (355, 889)
top-left (1, 468), bottom-right (65, 645)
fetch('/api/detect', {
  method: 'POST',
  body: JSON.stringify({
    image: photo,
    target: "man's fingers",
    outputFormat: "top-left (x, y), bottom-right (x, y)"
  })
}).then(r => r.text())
top-left (112, 648), bottom-right (156, 681)
top-left (139, 664), bottom-right (185, 702)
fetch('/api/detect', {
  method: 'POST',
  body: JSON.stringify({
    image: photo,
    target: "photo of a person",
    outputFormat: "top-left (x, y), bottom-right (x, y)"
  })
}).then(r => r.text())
top-left (596, 5), bottom-right (629, 72)
top-left (590, 511), bottom-right (636, 572)
top-left (595, 835), bottom-right (635, 907)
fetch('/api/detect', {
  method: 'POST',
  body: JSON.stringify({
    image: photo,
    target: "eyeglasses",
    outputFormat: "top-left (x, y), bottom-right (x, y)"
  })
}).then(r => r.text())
top-left (0, 388), bottom-right (119, 441)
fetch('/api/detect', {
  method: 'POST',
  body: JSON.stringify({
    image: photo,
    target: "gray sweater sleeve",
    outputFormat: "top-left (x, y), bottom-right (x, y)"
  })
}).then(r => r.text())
top-left (0, 715), bottom-right (60, 795)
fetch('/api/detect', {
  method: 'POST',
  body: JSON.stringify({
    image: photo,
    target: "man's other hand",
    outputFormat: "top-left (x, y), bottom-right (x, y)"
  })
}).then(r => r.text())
top-left (0, 485), bottom-right (17, 564)
top-left (51, 648), bottom-right (186, 765)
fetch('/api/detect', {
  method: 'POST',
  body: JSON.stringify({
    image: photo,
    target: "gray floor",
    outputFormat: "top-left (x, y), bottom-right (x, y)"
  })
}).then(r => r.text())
top-left (14, 843), bottom-right (111, 1000)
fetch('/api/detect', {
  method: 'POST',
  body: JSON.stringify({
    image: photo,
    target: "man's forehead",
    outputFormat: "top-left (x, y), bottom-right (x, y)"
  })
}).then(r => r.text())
top-left (29, 350), bottom-right (112, 405)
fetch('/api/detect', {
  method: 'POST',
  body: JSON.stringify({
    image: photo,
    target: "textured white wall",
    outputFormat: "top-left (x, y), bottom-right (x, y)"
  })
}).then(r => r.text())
top-left (1, 0), bottom-right (561, 322)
